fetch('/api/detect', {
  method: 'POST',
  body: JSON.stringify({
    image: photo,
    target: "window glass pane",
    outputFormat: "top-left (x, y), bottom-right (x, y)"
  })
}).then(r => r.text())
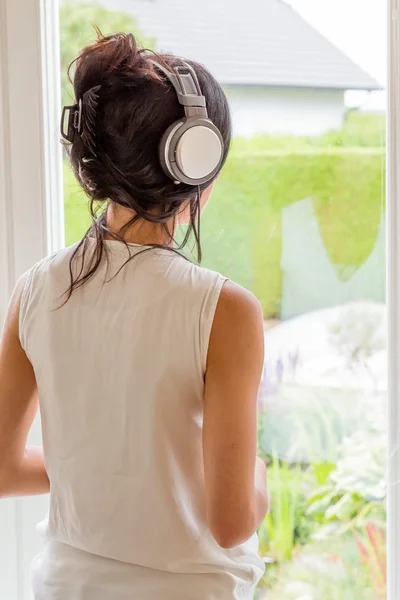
top-left (60, 2), bottom-right (387, 598)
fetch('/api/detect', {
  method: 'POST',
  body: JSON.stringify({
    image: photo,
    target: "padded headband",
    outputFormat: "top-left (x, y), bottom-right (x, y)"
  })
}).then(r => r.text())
top-left (149, 60), bottom-right (208, 119)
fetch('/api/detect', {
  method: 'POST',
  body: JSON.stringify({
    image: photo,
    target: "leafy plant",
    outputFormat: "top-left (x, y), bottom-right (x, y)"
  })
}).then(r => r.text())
top-left (307, 398), bottom-right (386, 539)
top-left (352, 523), bottom-right (386, 599)
top-left (258, 457), bottom-right (313, 563)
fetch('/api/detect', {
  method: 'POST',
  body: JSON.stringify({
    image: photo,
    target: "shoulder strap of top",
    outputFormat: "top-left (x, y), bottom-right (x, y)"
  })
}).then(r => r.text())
top-left (19, 266), bottom-right (38, 352)
top-left (199, 272), bottom-right (227, 375)
top-left (18, 251), bottom-right (62, 352)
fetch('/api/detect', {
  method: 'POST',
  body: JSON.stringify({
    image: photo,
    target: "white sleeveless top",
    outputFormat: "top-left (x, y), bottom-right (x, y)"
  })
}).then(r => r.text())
top-left (20, 240), bottom-right (265, 600)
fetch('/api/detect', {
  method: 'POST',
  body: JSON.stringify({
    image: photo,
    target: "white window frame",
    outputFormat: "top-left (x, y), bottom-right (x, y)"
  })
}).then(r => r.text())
top-left (387, 1), bottom-right (400, 598)
top-left (0, 0), bottom-right (397, 598)
top-left (0, 0), bottom-right (63, 318)
top-left (0, 1), bottom-right (63, 598)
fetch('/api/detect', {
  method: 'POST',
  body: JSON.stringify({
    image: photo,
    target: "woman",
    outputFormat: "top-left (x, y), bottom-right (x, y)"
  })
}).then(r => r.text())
top-left (0, 33), bottom-right (268, 599)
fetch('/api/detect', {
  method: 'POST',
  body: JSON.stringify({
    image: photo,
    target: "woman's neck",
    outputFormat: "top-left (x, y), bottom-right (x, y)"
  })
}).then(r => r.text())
top-left (105, 202), bottom-right (174, 246)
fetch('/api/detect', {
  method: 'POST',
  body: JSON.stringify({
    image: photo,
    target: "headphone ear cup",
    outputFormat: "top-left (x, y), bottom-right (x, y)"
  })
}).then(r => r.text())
top-left (159, 118), bottom-right (224, 185)
top-left (176, 123), bottom-right (223, 181)
top-left (159, 119), bottom-right (187, 182)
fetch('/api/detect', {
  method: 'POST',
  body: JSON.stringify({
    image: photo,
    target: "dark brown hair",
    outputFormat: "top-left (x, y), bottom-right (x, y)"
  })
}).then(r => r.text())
top-left (63, 31), bottom-right (232, 301)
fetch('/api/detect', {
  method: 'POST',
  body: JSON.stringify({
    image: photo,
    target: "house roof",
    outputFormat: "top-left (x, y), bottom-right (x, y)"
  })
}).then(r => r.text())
top-left (100, 0), bottom-right (381, 91)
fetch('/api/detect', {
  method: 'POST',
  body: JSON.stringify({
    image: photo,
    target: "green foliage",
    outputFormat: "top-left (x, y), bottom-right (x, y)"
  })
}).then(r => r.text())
top-left (258, 458), bottom-right (314, 563)
top-left (315, 111), bottom-right (386, 148)
top-left (59, 1), bottom-right (153, 106)
top-left (234, 111), bottom-right (385, 153)
top-left (306, 399), bottom-right (386, 539)
top-left (206, 146), bottom-right (383, 316)
top-left (64, 161), bottom-right (91, 237)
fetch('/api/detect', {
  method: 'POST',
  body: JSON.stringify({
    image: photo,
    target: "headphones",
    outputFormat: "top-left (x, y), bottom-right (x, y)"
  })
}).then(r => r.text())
top-left (150, 60), bottom-right (224, 186)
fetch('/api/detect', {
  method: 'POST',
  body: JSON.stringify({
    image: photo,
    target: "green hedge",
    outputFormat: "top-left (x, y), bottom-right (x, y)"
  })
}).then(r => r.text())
top-left (64, 146), bottom-right (384, 318)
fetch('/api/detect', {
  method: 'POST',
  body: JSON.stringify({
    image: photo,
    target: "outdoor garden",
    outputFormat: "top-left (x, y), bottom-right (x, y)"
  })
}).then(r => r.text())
top-left (61, 3), bottom-right (387, 599)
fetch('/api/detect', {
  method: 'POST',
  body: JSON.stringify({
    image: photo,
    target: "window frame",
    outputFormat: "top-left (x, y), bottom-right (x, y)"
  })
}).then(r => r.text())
top-left (387, 1), bottom-right (400, 598)
top-left (0, 1), bottom-right (62, 598)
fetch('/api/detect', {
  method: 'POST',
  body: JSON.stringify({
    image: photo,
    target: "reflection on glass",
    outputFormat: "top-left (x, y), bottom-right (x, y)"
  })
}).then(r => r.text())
top-left (61, 1), bottom-right (386, 598)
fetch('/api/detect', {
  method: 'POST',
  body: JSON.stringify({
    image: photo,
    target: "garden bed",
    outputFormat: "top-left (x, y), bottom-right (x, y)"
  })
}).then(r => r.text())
top-left (256, 303), bottom-right (386, 600)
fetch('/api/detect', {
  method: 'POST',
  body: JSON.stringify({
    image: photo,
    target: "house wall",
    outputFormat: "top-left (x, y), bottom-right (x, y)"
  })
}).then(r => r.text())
top-left (225, 86), bottom-right (345, 137)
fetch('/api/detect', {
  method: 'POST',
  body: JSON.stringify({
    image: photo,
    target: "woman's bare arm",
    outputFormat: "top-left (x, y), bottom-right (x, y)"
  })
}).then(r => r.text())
top-left (203, 280), bottom-right (268, 549)
top-left (0, 276), bottom-right (49, 498)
